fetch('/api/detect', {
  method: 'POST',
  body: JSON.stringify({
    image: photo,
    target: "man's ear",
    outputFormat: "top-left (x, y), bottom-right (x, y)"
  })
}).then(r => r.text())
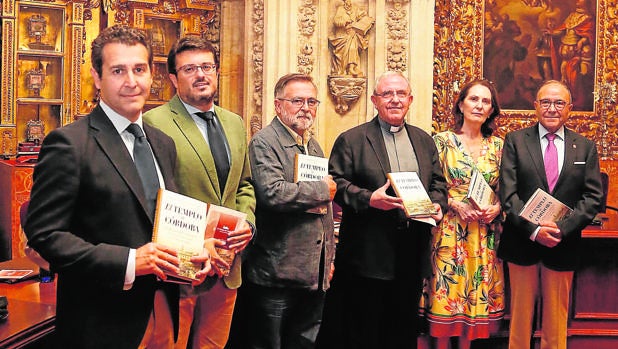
top-left (169, 74), bottom-right (179, 90)
top-left (91, 67), bottom-right (102, 90)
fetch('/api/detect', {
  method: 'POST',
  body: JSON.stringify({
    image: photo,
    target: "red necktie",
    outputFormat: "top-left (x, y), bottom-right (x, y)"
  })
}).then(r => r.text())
top-left (544, 133), bottom-right (558, 192)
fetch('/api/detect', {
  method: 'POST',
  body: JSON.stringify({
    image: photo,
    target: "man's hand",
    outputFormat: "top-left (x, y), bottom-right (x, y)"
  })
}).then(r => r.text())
top-left (226, 220), bottom-right (253, 253)
top-left (369, 180), bottom-right (404, 211)
top-left (190, 248), bottom-right (214, 286)
top-left (135, 242), bottom-right (180, 281)
top-left (324, 175), bottom-right (337, 201)
top-left (204, 238), bottom-right (230, 278)
top-left (536, 220), bottom-right (562, 248)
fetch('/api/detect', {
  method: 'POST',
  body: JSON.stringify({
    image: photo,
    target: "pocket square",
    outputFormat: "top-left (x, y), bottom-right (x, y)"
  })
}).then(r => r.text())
top-left (573, 161), bottom-right (586, 165)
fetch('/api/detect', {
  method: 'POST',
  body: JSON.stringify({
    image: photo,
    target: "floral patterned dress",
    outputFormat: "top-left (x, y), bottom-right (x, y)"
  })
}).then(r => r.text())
top-left (421, 130), bottom-right (505, 339)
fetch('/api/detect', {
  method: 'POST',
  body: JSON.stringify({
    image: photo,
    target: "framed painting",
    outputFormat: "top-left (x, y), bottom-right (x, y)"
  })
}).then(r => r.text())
top-left (433, 0), bottom-right (618, 151)
top-left (483, 0), bottom-right (596, 112)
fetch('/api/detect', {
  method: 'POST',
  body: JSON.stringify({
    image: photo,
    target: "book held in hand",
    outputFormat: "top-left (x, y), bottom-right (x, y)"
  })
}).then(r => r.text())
top-left (204, 205), bottom-right (247, 276)
top-left (467, 169), bottom-right (498, 210)
top-left (294, 153), bottom-right (329, 215)
top-left (387, 172), bottom-right (437, 218)
top-left (153, 189), bottom-right (208, 284)
top-left (518, 188), bottom-right (573, 224)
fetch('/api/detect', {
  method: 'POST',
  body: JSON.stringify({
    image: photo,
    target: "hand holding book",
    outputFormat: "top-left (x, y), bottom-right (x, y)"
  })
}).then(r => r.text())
top-left (518, 188), bottom-right (572, 225)
top-left (386, 172), bottom-right (438, 218)
top-left (294, 153), bottom-right (331, 214)
top-left (369, 180), bottom-right (405, 211)
top-left (151, 189), bottom-right (247, 283)
top-left (535, 220), bottom-right (562, 248)
top-left (204, 205), bottom-right (248, 277)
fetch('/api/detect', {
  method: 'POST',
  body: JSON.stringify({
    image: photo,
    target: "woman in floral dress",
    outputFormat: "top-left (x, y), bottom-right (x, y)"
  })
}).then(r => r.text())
top-left (422, 80), bottom-right (505, 349)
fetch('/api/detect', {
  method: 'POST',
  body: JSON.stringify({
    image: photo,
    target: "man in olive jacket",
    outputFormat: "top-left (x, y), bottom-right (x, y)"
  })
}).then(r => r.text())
top-left (144, 36), bottom-right (255, 349)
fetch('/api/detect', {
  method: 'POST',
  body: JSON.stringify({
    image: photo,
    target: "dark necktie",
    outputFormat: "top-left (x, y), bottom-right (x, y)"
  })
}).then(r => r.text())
top-left (196, 111), bottom-right (229, 193)
top-left (544, 133), bottom-right (558, 192)
top-left (126, 123), bottom-right (160, 218)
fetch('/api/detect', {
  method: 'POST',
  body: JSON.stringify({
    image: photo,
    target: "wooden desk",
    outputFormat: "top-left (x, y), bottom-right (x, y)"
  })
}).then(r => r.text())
top-left (583, 211), bottom-right (618, 238)
top-left (0, 280), bottom-right (56, 349)
top-left (570, 211), bottom-right (618, 348)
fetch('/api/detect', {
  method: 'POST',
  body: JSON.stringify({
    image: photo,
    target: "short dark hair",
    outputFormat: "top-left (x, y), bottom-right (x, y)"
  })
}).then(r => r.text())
top-left (91, 25), bottom-right (152, 77)
top-left (167, 36), bottom-right (219, 75)
top-left (273, 73), bottom-right (317, 99)
top-left (452, 79), bottom-right (501, 137)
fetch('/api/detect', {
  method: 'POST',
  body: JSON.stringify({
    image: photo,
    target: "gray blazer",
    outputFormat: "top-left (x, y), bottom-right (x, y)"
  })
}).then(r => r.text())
top-left (246, 117), bottom-right (335, 290)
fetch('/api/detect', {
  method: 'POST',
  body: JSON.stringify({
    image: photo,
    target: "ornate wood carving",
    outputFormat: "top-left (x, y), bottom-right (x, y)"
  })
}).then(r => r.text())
top-left (297, 0), bottom-right (317, 75)
top-left (1, 20), bottom-right (15, 124)
top-left (327, 0), bottom-right (374, 115)
top-left (109, 0), bottom-right (215, 26)
top-left (433, 0), bottom-right (618, 158)
top-left (432, 0), bottom-right (483, 134)
top-left (385, 0), bottom-right (409, 72)
top-left (249, 0), bottom-right (264, 136)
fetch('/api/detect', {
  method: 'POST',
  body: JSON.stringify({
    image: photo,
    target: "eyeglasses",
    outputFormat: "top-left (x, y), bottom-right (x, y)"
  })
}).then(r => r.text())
top-left (175, 63), bottom-right (217, 75)
top-left (277, 97), bottom-right (321, 108)
top-left (538, 99), bottom-right (568, 111)
top-left (374, 90), bottom-right (410, 100)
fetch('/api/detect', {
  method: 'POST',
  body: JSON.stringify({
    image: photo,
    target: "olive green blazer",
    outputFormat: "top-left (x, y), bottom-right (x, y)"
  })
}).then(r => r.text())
top-left (144, 95), bottom-right (256, 291)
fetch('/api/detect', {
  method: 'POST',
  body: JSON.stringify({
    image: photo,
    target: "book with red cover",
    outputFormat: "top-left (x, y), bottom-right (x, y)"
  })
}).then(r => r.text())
top-left (205, 205), bottom-right (247, 276)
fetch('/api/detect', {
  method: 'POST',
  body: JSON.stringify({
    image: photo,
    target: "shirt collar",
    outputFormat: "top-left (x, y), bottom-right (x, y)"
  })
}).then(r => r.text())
top-left (178, 98), bottom-right (215, 117)
top-left (277, 116), bottom-right (310, 148)
top-left (538, 124), bottom-right (565, 141)
top-left (99, 101), bottom-right (143, 134)
top-left (378, 117), bottom-right (405, 133)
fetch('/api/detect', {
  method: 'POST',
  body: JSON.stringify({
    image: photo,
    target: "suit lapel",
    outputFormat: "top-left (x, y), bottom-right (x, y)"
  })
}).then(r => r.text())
top-left (168, 96), bottom-right (222, 198)
top-left (556, 128), bottom-right (577, 191)
top-left (523, 125), bottom-right (549, 189)
top-left (366, 117), bottom-right (391, 175)
top-left (89, 106), bottom-right (152, 219)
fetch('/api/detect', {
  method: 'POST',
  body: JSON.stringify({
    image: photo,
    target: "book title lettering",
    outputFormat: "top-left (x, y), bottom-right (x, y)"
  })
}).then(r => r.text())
top-left (472, 181), bottom-right (488, 199)
top-left (526, 196), bottom-right (550, 220)
top-left (297, 162), bottom-right (327, 180)
top-left (394, 178), bottom-right (424, 191)
top-left (163, 203), bottom-right (205, 233)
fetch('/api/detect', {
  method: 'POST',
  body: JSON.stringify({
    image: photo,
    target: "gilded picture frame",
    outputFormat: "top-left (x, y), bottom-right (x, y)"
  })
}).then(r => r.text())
top-left (433, 0), bottom-right (618, 148)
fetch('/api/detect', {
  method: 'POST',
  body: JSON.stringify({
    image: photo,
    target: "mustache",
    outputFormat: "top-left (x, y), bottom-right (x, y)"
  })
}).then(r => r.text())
top-left (192, 78), bottom-right (210, 87)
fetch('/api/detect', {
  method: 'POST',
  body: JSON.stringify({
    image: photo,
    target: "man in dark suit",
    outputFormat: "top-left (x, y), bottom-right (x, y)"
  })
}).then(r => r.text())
top-left (324, 71), bottom-right (448, 348)
top-left (24, 26), bottom-right (211, 349)
top-left (498, 80), bottom-right (603, 349)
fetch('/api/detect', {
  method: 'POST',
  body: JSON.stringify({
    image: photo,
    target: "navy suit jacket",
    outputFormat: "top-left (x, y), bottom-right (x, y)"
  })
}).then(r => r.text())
top-left (25, 105), bottom-right (179, 348)
top-left (498, 124), bottom-right (603, 270)
top-left (328, 116), bottom-right (447, 280)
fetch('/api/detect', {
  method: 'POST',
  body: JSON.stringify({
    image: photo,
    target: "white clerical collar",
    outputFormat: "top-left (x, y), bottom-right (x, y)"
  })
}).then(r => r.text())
top-left (378, 117), bottom-right (404, 133)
